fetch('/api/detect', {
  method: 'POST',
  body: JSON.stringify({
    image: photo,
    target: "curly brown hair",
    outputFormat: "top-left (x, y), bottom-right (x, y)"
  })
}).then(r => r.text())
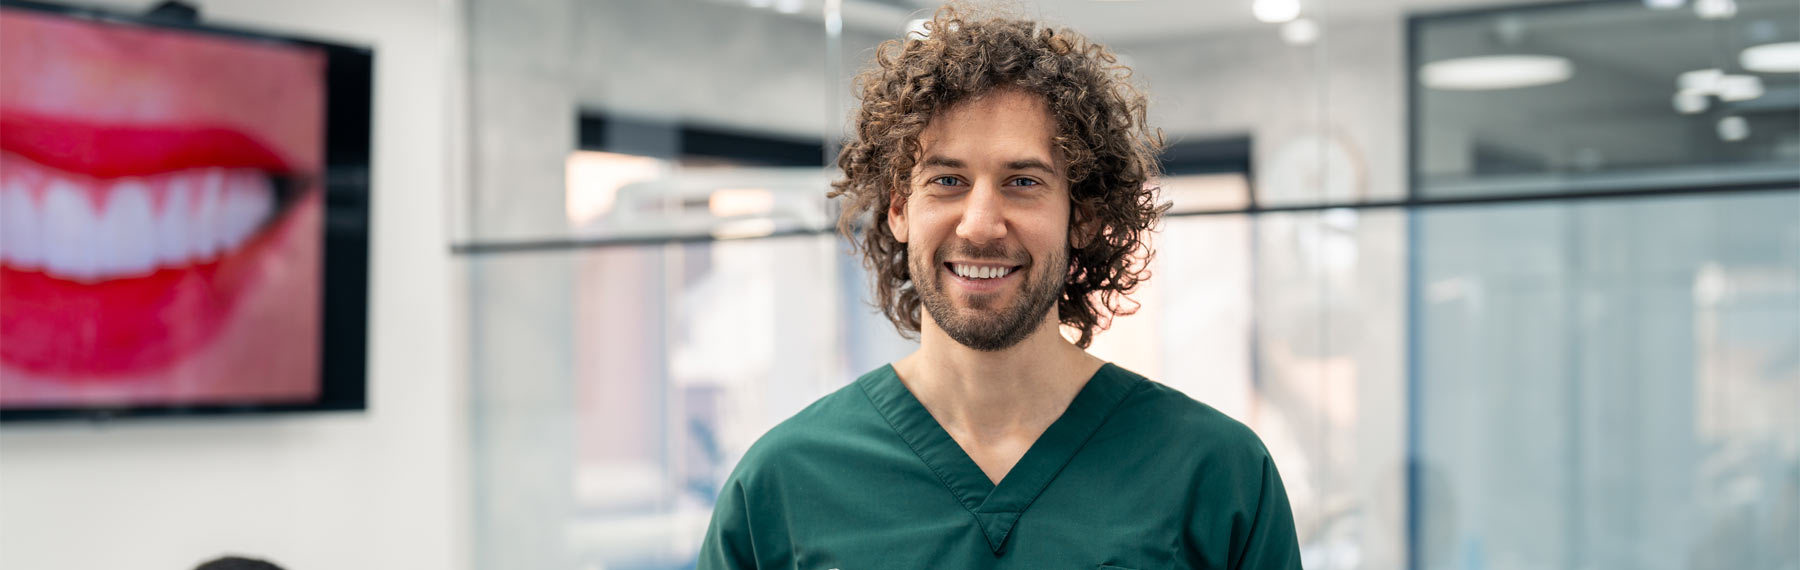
top-left (828, 4), bottom-right (1168, 349)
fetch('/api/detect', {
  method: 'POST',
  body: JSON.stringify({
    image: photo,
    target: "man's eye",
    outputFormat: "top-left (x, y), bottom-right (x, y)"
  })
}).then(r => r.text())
top-left (932, 176), bottom-right (962, 186)
top-left (1008, 178), bottom-right (1041, 187)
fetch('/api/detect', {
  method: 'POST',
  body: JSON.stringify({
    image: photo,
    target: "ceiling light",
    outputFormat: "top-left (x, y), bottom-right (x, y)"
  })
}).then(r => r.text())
top-left (1679, 68), bottom-right (1723, 92)
top-left (773, 0), bottom-right (803, 14)
top-left (1695, 0), bottom-right (1736, 19)
top-left (1740, 41), bottom-right (1800, 73)
top-left (1673, 89), bottom-right (1710, 114)
top-left (1281, 18), bottom-right (1319, 45)
top-left (1421, 55), bottom-right (1573, 90)
top-left (1717, 75), bottom-right (1765, 101)
top-left (1716, 116), bottom-right (1749, 142)
top-left (1253, 0), bottom-right (1301, 24)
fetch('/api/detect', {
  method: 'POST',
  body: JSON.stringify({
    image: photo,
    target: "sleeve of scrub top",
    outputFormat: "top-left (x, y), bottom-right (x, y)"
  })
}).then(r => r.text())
top-left (1229, 454), bottom-right (1304, 570)
top-left (697, 479), bottom-right (759, 570)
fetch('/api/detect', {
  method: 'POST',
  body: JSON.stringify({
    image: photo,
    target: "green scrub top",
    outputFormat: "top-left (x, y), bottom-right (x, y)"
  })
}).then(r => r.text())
top-left (698, 362), bottom-right (1303, 570)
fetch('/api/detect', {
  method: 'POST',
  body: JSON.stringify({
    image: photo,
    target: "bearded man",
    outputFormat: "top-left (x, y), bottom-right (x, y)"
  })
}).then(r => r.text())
top-left (698, 6), bottom-right (1303, 569)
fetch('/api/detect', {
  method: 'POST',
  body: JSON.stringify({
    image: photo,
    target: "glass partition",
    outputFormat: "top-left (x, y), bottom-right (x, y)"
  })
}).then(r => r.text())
top-left (459, 1), bottom-right (1799, 569)
top-left (1414, 191), bottom-right (1800, 569)
top-left (1413, 0), bottom-right (1800, 199)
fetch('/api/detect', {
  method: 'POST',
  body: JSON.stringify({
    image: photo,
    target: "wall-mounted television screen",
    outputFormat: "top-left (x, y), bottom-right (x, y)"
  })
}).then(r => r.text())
top-left (0, 0), bottom-right (371, 421)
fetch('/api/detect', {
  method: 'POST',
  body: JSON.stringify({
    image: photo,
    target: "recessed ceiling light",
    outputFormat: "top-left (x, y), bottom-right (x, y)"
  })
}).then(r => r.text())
top-left (1253, 0), bottom-right (1301, 24)
top-left (1695, 0), bottom-right (1736, 19)
top-left (1741, 41), bottom-right (1800, 73)
top-left (1717, 75), bottom-right (1765, 101)
top-left (1717, 116), bottom-right (1749, 142)
top-left (1421, 55), bottom-right (1574, 90)
top-left (1680, 68), bottom-right (1724, 91)
top-left (1281, 18), bottom-right (1319, 45)
top-left (1673, 89), bottom-right (1710, 114)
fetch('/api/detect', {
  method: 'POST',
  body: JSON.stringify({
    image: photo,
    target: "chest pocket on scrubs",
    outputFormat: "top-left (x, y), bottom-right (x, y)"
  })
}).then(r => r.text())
top-left (1096, 566), bottom-right (1139, 570)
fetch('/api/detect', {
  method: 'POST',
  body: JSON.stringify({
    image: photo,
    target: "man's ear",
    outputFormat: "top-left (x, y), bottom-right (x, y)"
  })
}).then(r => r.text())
top-left (887, 190), bottom-right (909, 243)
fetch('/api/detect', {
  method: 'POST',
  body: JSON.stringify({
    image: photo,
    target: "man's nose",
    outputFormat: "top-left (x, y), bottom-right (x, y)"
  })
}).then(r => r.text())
top-left (955, 183), bottom-right (1008, 244)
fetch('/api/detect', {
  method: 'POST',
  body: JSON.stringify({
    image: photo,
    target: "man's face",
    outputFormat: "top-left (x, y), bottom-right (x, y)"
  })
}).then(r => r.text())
top-left (888, 87), bottom-right (1072, 352)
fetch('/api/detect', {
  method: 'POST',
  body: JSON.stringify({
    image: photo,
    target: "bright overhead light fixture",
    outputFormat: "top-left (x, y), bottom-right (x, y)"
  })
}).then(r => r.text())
top-left (1717, 74), bottom-right (1765, 101)
top-left (1694, 0), bottom-right (1736, 19)
top-left (1740, 41), bottom-right (1800, 73)
top-left (1717, 116), bottom-right (1749, 142)
top-left (1253, 0), bottom-right (1301, 24)
top-left (1421, 55), bottom-right (1573, 90)
top-left (1673, 89), bottom-right (1709, 114)
top-left (1281, 18), bottom-right (1319, 45)
top-left (1680, 68), bottom-right (1724, 91)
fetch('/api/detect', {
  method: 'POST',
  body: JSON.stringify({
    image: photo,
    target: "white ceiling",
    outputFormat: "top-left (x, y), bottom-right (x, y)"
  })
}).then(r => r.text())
top-left (830, 0), bottom-right (1526, 45)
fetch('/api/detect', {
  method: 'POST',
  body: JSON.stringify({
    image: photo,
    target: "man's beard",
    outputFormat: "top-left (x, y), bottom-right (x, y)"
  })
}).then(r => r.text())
top-left (912, 240), bottom-right (1065, 352)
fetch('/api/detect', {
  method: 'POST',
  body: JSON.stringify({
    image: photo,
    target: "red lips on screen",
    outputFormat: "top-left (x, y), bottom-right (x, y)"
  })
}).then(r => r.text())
top-left (0, 7), bottom-right (327, 405)
top-left (0, 114), bottom-right (297, 377)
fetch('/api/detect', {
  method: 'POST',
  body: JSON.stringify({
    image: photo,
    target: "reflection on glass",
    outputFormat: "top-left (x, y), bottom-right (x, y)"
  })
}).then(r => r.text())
top-left (1414, 0), bottom-right (1800, 198)
top-left (1415, 191), bottom-right (1800, 569)
top-left (1162, 173), bottom-right (1252, 213)
top-left (564, 155), bottom-right (831, 242)
top-left (566, 151), bottom-right (668, 225)
top-left (1087, 211), bottom-right (1408, 570)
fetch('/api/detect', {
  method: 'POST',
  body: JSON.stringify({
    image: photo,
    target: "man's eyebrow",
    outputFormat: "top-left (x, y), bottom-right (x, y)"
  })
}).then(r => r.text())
top-left (919, 155), bottom-right (965, 169)
top-left (1005, 158), bottom-right (1056, 174)
top-left (918, 155), bottom-right (1056, 174)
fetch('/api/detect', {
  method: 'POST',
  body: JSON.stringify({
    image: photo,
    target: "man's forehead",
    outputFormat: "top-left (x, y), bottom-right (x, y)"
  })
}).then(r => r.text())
top-left (914, 89), bottom-right (1061, 171)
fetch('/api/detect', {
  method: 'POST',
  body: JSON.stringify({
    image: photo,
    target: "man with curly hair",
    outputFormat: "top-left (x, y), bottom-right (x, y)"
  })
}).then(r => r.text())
top-left (699, 6), bottom-right (1302, 569)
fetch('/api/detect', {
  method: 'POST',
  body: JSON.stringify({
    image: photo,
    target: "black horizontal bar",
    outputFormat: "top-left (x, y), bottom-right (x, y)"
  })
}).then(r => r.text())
top-left (451, 227), bottom-right (837, 255)
top-left (449, 182), bottom-right (1797, 255)
top-left (1166, 181), bottom-right (1797, 218)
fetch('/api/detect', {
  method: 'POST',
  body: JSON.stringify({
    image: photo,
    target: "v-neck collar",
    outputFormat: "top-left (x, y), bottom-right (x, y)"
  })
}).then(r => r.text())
top-left (858, 362), bottom-right (1145, 554)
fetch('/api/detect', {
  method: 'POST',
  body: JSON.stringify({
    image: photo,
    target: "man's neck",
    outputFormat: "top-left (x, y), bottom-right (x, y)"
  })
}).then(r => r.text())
top-left (891, 311), bottom-right (1106, 446)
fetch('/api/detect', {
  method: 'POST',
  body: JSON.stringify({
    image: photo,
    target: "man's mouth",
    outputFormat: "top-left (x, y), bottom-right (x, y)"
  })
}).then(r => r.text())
top-left (945, 262), bottom-right (1022, 280)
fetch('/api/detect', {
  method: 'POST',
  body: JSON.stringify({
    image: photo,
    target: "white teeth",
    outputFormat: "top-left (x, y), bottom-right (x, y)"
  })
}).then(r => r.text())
top-left (2, 178), bottom-right (42, 270)
top-left (96, 180), bottom-right (158, 279)
top-left (1, 166), bottom-right (279, 282)
top-left (219, 170), bottom-right (273, 251)
top-left (42, 181), bottom-right (100, 282)
top-left (952, 263), bottom-right (1014, 280)
top-left (157, 175), bottom-right (192, 265)
top-left (191, 169), bottom-right (222, 262)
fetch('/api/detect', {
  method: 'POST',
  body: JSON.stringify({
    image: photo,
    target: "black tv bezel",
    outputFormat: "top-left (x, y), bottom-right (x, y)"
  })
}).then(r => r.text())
top-left (0, 0), bottom-right (372, 422)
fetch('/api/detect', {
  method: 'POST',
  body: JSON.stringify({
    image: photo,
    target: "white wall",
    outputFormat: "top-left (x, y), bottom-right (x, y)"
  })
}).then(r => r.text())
top-left (0, 0), bottom-right (467, 569)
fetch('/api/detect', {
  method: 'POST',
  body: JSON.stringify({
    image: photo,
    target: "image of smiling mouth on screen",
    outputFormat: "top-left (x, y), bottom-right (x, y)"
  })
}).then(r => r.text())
top-left (0, 8), bottom-right (326, 409)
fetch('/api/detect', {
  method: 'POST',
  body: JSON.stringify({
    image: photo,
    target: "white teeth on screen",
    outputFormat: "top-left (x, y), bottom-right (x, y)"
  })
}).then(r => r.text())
top-left (191, 170), bottom-right (221, 262)
top-left (156, 177), bottom-right (192, 265)
top-left (219, 171), bottom-right (273, 252)
top-left (2, 179), bottom-right (43, 269)
top-left (97, 180), bottom-right (157, 279)
top-left (0, 167), bottom-right (277, 282)
top-left (43, 181), bottom-right (99, 281)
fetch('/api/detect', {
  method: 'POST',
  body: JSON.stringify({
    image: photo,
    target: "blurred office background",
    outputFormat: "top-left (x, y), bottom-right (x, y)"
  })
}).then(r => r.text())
top-left (2, 0), bottom-right (1796, 569)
